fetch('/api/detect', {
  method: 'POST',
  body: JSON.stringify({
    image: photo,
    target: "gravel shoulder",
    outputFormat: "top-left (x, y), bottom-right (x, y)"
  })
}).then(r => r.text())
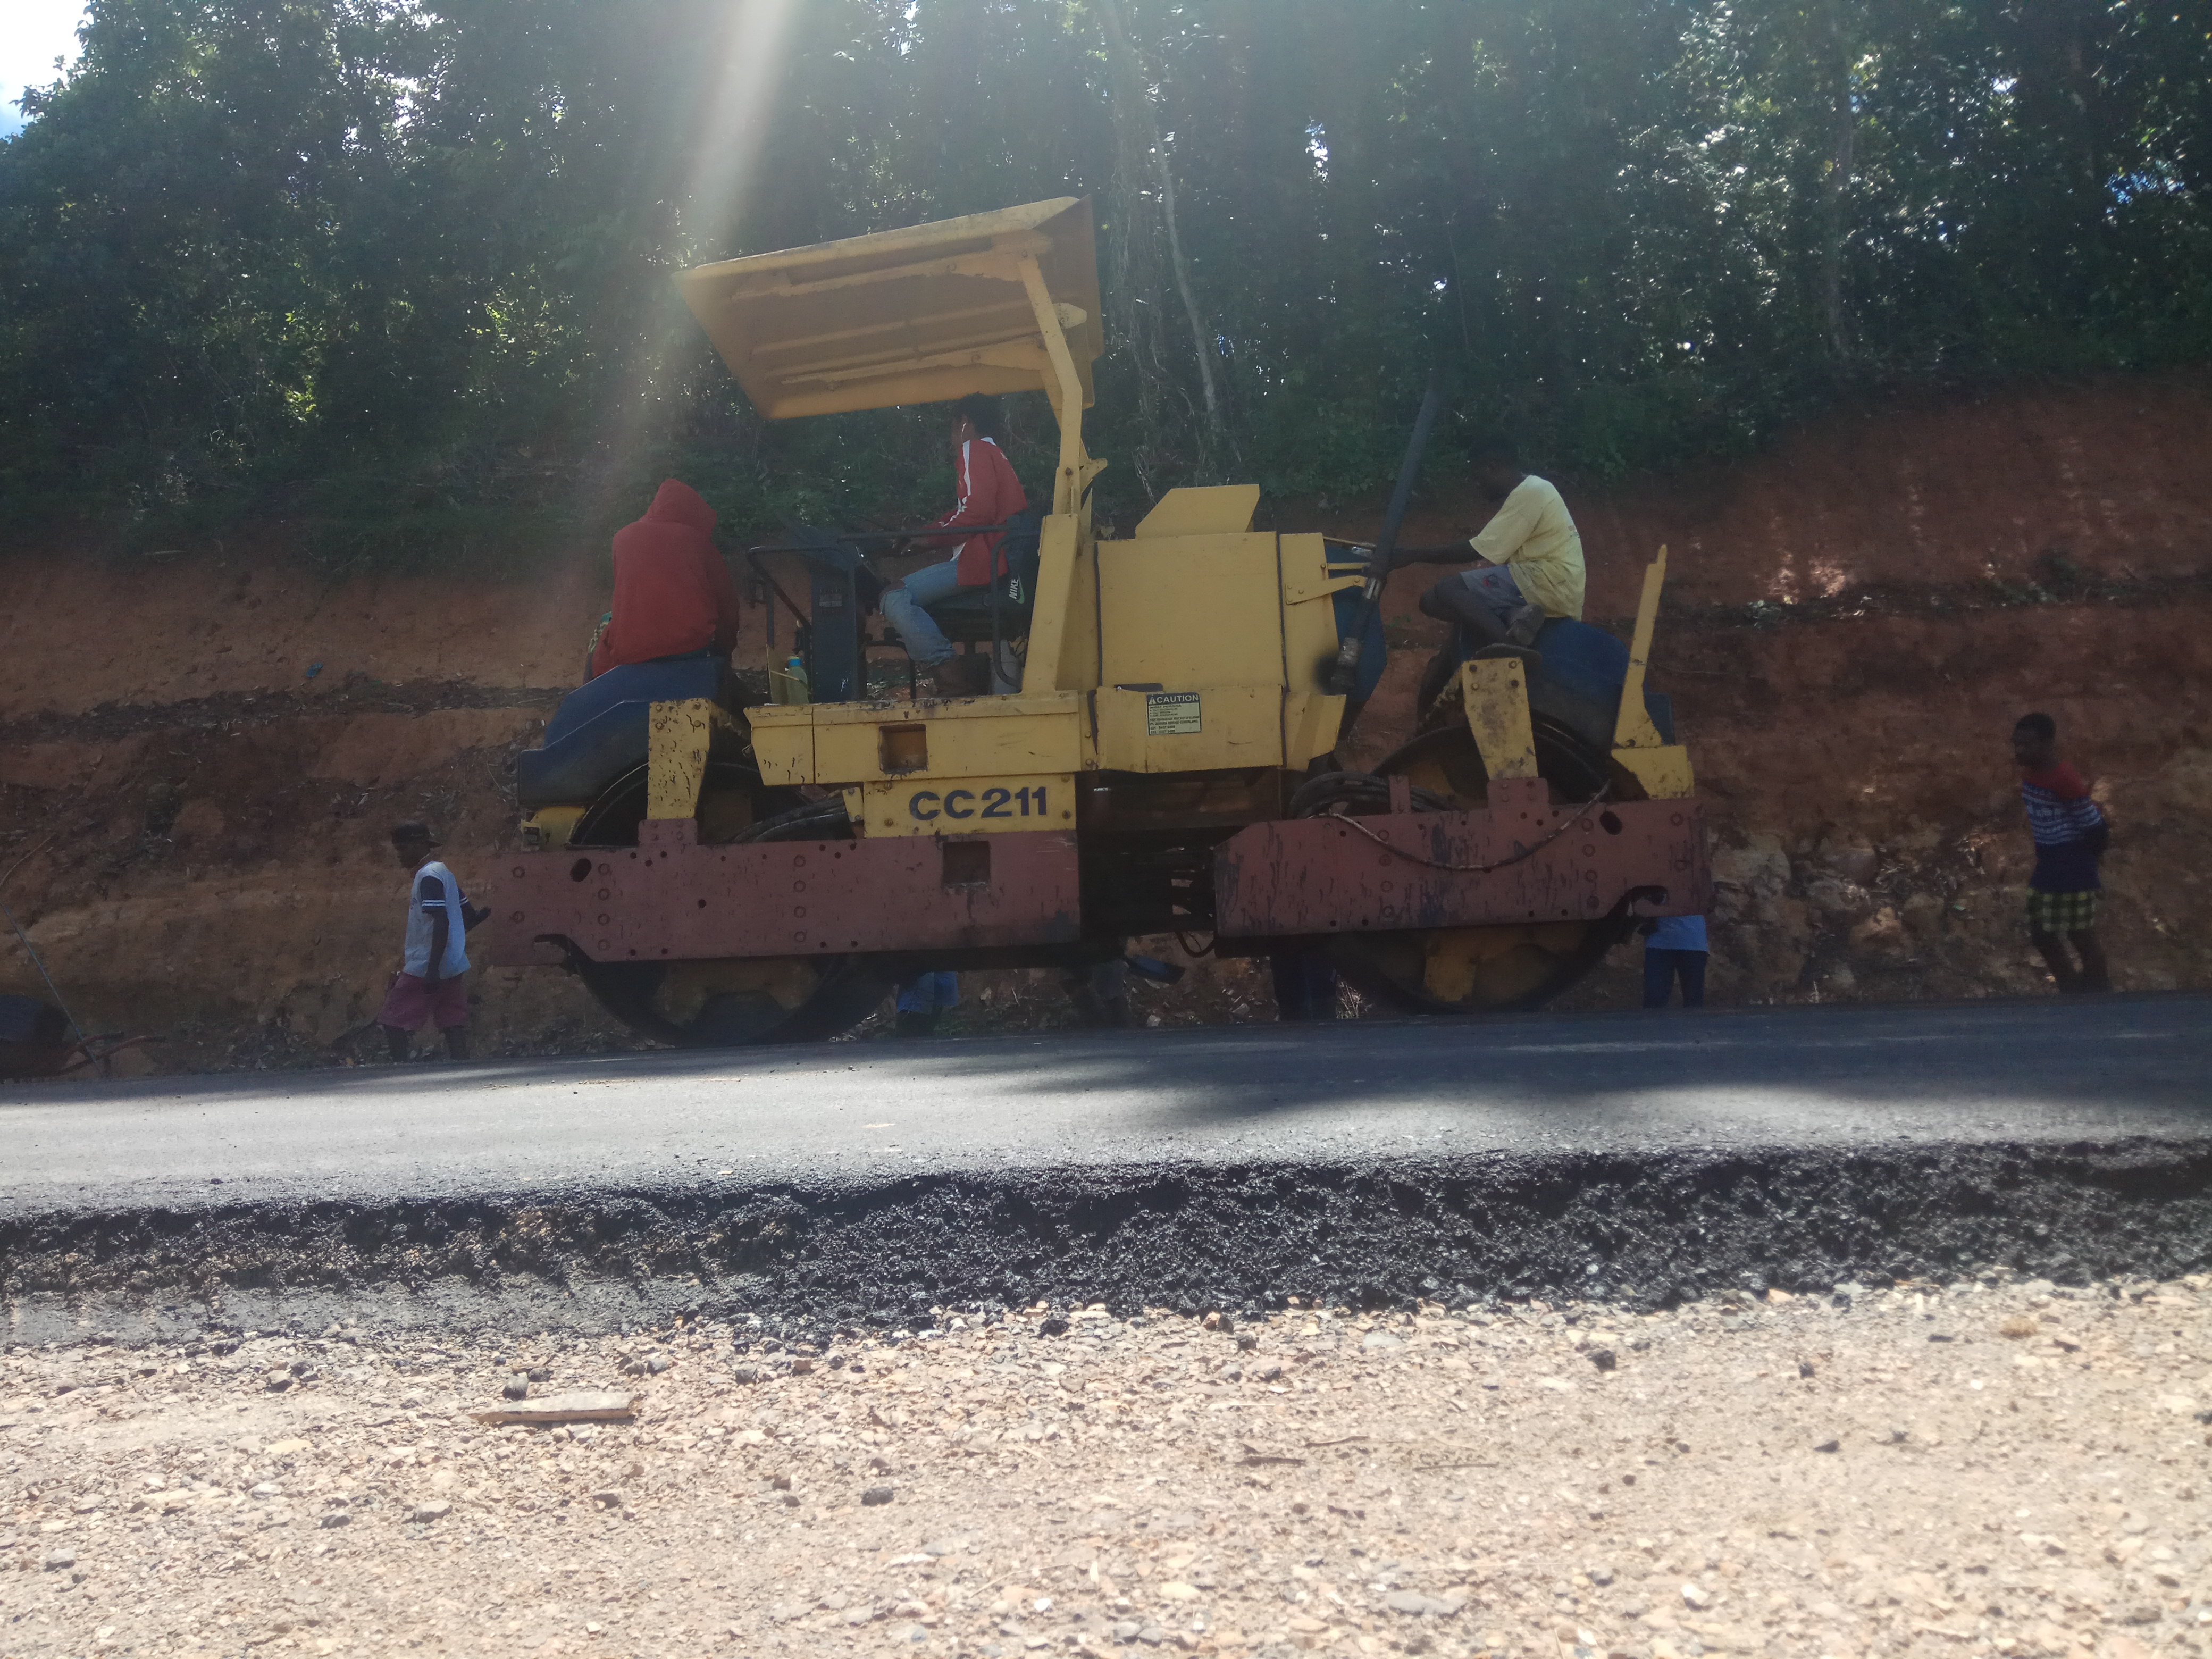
top-left (4, 1276), bottom-right (2209, 1659)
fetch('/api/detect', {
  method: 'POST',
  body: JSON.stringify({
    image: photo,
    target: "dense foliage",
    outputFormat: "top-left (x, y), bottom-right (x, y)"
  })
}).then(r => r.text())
top-left (3, 0), bottom-right (2208, 562)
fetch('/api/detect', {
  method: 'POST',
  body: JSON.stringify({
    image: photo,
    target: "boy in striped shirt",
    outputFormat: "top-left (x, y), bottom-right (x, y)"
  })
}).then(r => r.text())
top-left (2012, 713), bottom-right (2111, 994)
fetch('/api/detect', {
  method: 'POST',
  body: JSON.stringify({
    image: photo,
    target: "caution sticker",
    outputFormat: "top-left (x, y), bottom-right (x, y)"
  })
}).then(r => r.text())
top-left (1145, 691), bottom-right (1202, 735)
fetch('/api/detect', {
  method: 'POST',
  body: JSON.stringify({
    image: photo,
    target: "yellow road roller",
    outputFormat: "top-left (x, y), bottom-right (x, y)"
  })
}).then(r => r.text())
top-left (480, 197), bottom-right (1708, 1043)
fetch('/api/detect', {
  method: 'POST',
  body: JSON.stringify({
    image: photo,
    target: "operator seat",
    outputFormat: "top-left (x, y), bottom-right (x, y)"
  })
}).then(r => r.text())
top-left (904, 508), bottom-right (1044, 648)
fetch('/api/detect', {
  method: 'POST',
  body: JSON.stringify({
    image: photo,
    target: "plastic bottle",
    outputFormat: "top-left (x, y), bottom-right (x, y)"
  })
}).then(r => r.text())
top-left (785, 654), bottom-right (810, 706)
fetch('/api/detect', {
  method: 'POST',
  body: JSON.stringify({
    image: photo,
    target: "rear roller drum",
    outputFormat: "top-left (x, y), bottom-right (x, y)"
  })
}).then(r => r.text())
top-left (575, 952), bottom-right (892, 1049)
top-left (568, 764), bottom-right (892, 1047)
top-left (1320, 718), bottom-right (1645, 1015)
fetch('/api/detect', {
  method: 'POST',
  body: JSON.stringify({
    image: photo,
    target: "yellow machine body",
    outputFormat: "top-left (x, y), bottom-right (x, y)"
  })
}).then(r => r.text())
top-left (672, 196), bottom-right (1365, 821)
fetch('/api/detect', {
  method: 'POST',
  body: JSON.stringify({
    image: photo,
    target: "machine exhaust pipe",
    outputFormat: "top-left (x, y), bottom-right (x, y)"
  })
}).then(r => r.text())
top-left (1325, 365), bottom-right (1445, 696)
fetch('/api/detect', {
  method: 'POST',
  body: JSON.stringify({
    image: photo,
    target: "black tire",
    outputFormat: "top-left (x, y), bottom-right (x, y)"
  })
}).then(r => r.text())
top-left (569, 760), bottom-right (806, 849)
top-left (1414, 639), bottom-right (1641, 757)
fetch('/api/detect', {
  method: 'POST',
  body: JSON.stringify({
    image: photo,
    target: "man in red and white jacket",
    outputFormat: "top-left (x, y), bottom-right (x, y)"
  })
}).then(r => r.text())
top-left (882, 393), bottom-right (1027, 696)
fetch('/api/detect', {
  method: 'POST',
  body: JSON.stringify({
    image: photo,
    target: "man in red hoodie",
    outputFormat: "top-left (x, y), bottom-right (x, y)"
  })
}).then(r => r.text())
top-left (881, 394), bottom-right (1027, 696)
top-left (586, 479), bottom-right (740, 680)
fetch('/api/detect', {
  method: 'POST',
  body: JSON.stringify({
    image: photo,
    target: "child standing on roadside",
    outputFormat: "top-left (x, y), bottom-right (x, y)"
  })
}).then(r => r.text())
top-left (1642, 913), bottom-right (1710, 1009)
top-left (2012, 713), bottom-right (2112, 994)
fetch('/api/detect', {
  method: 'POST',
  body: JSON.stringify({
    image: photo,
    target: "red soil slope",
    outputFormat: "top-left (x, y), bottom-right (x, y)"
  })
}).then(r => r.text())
top-left (2, 376), bottom-right (2208, 1070)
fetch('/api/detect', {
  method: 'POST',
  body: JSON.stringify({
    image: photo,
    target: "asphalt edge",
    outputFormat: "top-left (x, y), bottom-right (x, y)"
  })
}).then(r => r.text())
top-left (5, 1133), bottom-right (2209, 1347)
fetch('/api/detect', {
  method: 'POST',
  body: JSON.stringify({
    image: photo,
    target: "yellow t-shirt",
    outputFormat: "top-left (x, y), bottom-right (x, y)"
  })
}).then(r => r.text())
top-left (1468, 475), bottom-right (1585, 619)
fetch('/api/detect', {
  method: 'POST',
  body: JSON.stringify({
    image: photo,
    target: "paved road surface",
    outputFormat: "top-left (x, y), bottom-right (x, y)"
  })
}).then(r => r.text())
top-left (4, 994), bottom-right (2205, 1218)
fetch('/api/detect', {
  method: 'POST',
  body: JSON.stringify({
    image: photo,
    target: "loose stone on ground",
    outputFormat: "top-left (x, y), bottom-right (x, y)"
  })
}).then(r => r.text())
top-left (0, 1277), bottom-right (2206, 1656)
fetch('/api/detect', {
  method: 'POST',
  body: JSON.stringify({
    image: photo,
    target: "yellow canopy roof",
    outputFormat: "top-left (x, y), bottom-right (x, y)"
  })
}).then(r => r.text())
top-left (679, 197), bottom-right (1103, 421)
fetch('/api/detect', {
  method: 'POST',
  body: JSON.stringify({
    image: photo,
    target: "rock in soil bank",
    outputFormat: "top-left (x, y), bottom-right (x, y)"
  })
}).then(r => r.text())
top-left (1, 1276), bottom-right (2208, 1657)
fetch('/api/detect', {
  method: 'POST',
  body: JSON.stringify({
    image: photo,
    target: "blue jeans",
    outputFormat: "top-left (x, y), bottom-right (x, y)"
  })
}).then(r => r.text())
top-left (880, 559), bottom-right (967, 668)
top-left (1644, 948), bottom-right (1707, 1009)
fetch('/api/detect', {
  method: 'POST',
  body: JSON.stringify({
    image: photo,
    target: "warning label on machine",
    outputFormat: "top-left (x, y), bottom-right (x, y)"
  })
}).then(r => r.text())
top-left (1145, 691), bottom-right (1202, 735)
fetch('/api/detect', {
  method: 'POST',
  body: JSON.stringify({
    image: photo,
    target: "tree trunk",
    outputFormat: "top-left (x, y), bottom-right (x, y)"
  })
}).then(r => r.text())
top-left (1092, 0), bottom-right (1169, 491)
top-left (1817, 0), bottom-right (1857, 366)
top-left (1094, 0), bottom-right (1226, 479)
top-left (1152, 146), bottom-right (1221, 433)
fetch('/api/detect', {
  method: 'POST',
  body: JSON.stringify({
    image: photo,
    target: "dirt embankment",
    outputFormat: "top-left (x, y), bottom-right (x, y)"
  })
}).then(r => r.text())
top-left (2, 376), bottom-right (2209, 1070)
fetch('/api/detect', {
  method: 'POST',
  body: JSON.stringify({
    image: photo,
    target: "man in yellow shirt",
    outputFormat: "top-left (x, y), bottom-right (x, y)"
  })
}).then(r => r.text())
top-left (1398, 438), bottom-right (1585, 651)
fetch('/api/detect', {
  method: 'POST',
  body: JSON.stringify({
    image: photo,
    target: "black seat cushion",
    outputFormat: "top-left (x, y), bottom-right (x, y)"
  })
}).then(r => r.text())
top-left (516, 656), bottom-right (729, 809)
top-left (917, 509), bottom-right (1042, 643)
top-left (1444, 618), bottom-right (1674, 752)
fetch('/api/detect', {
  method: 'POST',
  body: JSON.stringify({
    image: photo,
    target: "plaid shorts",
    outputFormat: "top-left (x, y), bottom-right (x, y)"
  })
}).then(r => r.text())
top-left (2026, 889), bottom-right (2099, 935)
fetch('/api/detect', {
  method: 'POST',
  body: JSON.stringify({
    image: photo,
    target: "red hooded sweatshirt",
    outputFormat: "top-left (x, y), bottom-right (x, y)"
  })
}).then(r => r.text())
top-left (590, 480), bottom-right (740, 678)
top-left (921, 437), bottom-right (1027, 585)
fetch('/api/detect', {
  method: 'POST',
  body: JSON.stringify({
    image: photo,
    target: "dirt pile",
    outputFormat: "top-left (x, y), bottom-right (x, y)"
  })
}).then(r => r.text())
top-left (2, 375), bottom-right (2208, 1070)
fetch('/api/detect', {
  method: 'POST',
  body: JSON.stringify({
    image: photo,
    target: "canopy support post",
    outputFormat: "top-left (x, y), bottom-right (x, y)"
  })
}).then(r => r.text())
top-left (1017, 255), bottom-right (1101, 522)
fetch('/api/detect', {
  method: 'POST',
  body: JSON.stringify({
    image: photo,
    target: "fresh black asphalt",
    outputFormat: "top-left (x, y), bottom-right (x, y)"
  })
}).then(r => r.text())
top-left (3, 995), bottom-right (2207, 1344)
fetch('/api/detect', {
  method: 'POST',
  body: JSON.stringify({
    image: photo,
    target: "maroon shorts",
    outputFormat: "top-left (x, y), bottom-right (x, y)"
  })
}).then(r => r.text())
top-left (378, 972), bottom-right (468, 1032)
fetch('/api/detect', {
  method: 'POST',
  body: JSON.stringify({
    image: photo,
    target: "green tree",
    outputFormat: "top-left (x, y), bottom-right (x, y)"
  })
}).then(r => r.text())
top-left (1, 0), bottom-right (2206, 559)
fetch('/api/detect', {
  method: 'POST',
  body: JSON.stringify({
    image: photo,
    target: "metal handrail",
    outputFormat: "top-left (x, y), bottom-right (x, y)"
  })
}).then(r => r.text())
top-left (745, 522), bottom-right (1020, 555)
